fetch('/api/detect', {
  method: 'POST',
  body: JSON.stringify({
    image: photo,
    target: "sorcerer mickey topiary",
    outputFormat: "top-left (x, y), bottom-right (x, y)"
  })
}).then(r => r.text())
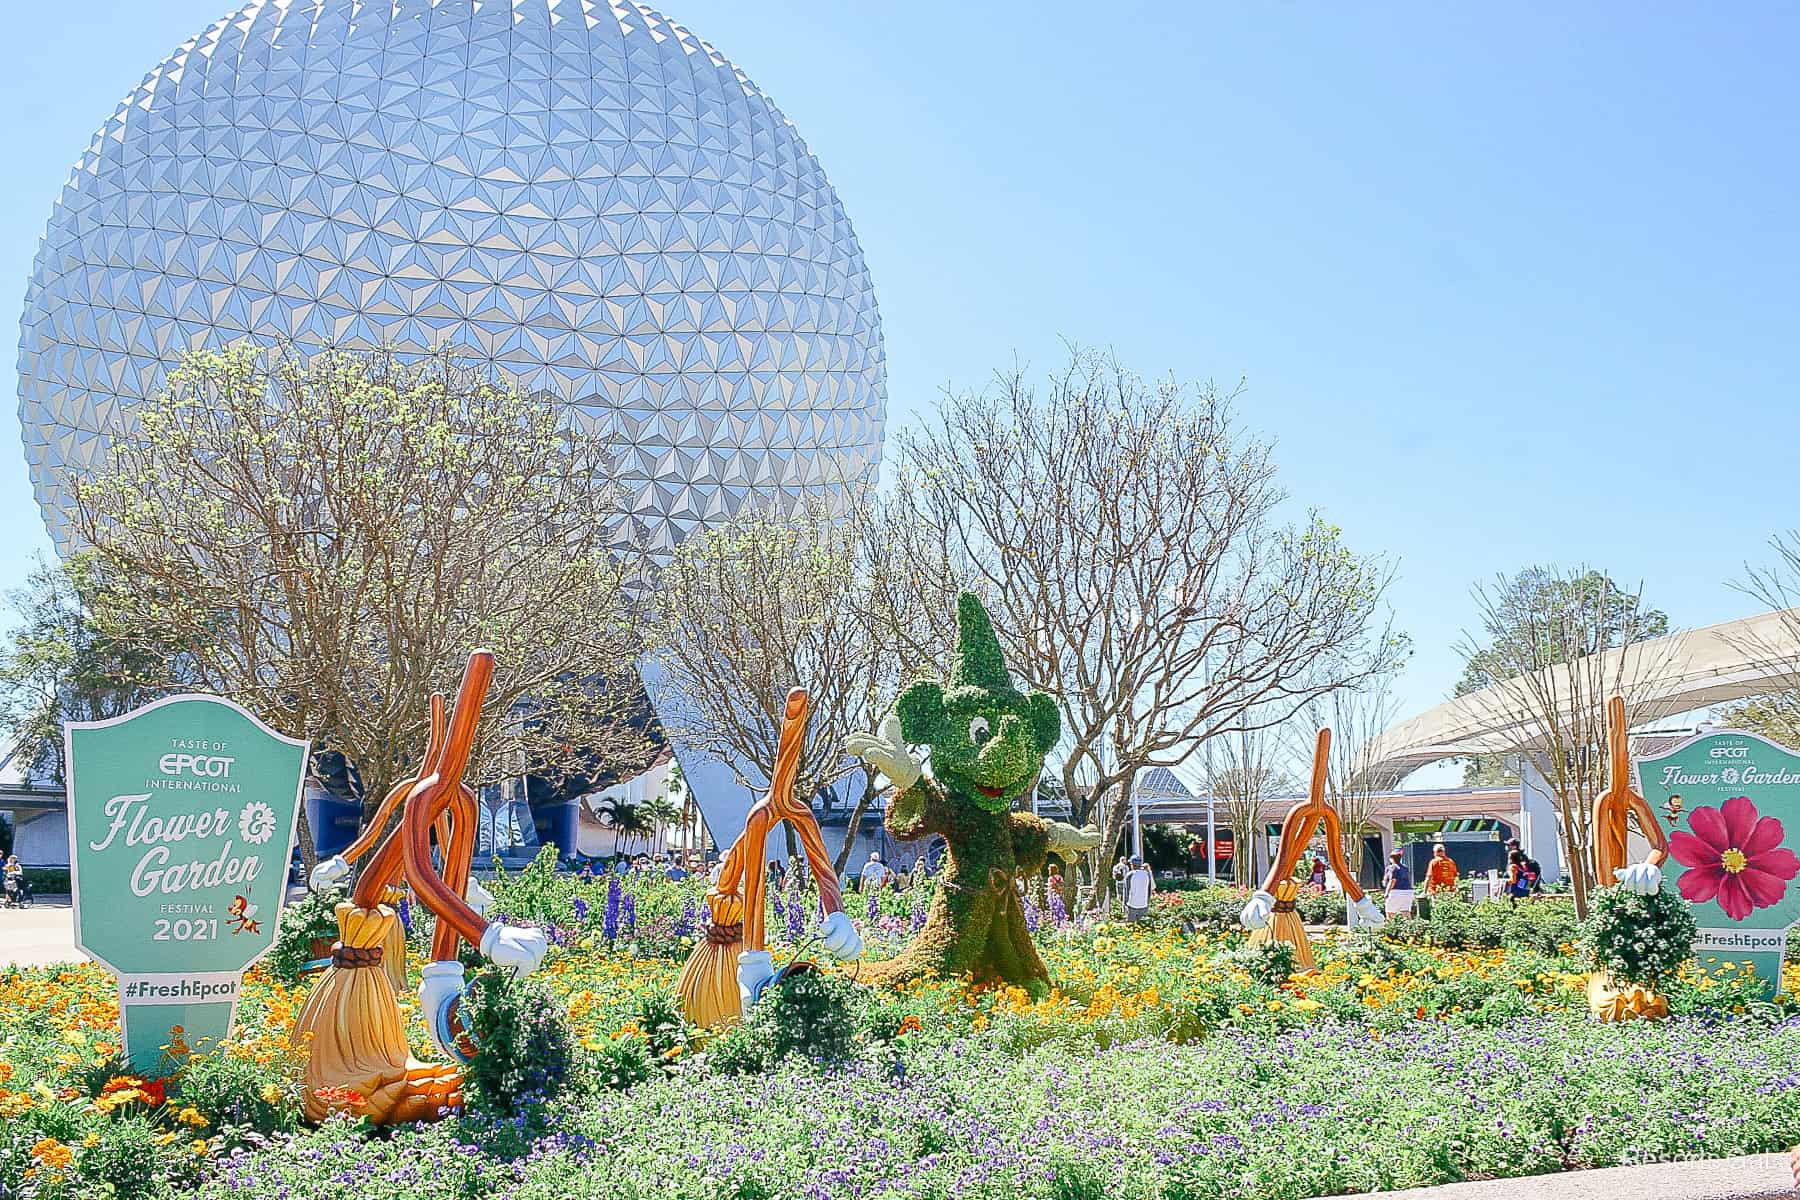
top-left (848, 592), bottom-right (1099, 997)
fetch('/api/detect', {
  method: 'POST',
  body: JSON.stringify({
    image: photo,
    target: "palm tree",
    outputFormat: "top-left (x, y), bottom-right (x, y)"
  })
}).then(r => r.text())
top-left (642, 793), bottom-right (682, 856)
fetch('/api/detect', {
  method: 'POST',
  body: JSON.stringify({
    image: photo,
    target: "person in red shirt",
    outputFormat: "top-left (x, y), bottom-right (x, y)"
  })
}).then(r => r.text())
top-left (1424, 843), bottom-right (1460, 895)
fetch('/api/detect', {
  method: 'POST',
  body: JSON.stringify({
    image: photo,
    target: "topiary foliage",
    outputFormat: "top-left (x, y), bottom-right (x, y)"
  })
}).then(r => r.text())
top-left (1582, 884), bottom-right (1698, 988)
top-left (860, 593), bottom-right (1072, 997)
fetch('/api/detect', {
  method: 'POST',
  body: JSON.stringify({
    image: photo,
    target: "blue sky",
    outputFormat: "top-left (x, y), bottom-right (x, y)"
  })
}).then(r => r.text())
top-left (3, 2), bottom-right (1796, 784)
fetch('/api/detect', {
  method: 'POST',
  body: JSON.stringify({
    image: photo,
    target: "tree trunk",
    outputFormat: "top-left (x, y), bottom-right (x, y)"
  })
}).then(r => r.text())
top-left (833, 770), bottom-right (879, 875)
top-left (1085, 771), bottom-right (1136, 911)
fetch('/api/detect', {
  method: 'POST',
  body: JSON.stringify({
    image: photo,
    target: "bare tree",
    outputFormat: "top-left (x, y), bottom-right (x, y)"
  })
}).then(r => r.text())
top-left (1458, 567), bottom-right (1676, 917)
top-left (1721, 533), bottom-right (1800, 750)
top-left (646, 497), bottom-right (939, 873)
top-left (888, 350), bottom-right (1402, 906)
top-left (1292, 679), bottom-right (1402, 888)
top-left (71, 344), bottom-right (650, 865)
top-left (1205, 728), bottom-right (1291, 886)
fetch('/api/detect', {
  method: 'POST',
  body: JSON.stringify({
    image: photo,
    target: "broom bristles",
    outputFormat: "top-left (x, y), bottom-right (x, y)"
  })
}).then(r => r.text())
top-left (678, 934), bottom-right (744, 1027)
top-left (292, 902), bottom-right (460, 1124)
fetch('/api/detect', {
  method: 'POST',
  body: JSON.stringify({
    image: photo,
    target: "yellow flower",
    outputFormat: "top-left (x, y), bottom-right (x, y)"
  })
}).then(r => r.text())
top-left (260, 1084), bottom-right (284, 1105)
top-left (191, 1139), bottom-right (210, 1157)
top-left (178, 1106), bottom-right (209, 1128)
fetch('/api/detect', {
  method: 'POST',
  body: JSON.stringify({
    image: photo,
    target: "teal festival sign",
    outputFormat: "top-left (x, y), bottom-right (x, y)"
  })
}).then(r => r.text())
top-left (64, 696), bottom-right (308, 1070)
top-left (1635, 729), bottom-right (1800, 998)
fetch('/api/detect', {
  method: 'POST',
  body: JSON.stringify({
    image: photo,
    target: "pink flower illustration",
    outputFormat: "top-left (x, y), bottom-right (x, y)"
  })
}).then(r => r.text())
top-left (1669, 794), bottom-right (1799, 921)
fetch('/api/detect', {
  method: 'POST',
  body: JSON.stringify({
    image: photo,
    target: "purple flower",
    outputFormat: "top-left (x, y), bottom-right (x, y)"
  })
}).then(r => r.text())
top-left (867, 890), bottom-right (881, 924)
top-left (1023, 894), bottom-right (1040, 932)
top-left (572, 896), bottom-right (590, 924)
top-left (622, 892), bottom-right (637, 935)
top-left (603, 873), bottom-right (621, 940)
top-left (787, 888), bottom-right (806, 941)
top-left (397, 894), bottom-right (413, 934)
top-left (676, 895), bottom-right (698, 938)
top-left (1048, 890), bottom-right (1069, 926)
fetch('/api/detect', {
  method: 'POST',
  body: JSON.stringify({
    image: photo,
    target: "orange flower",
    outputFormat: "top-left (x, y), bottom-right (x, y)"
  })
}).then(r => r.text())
top-left (313, 1085), bottom-right (368, 1110)
top-left (30, 1138), bottom-right (73, 1171)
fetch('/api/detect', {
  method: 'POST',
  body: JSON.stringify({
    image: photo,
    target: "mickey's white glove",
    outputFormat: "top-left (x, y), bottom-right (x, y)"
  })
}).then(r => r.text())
top-left (465, 875), bottom-right (494, 916)
top-left (1348, 895), bottom-right (1386, 929)
top-left (1239, 890), bottom-right (1275, 931)
top-left (419, 960), bottom-right (467, 1059)
top-left (479, 922), bottom-right (548, 977)
top-left (817, 910), bottom-right (863, 961)
top-left (737, 949), bottom-right (775, 1012)
top-left (1615, 861), bottom-right (1663, 895)
top-left (846, 713), bottom-right (922, 793)
top-left (309, 854), bottom-right (351, 892)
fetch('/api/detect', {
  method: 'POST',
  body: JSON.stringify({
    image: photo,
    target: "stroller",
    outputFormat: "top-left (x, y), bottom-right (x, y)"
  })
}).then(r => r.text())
top-left (1, 872), bottom-right (32, 909)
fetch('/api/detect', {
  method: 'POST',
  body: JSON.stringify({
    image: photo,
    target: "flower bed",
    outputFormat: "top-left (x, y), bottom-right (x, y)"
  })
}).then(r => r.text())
top-left (3, 870), bottom-right (1796, 1199)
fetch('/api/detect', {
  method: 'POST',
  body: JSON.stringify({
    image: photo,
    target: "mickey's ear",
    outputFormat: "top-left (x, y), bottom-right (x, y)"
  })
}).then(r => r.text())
top-left (1025, 690), bottom-right (1061, 753)
top-left (896, 680), bottom-right (946, 745)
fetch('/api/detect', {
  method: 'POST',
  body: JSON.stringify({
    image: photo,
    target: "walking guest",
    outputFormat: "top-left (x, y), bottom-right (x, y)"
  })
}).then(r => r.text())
top-left (1123, 855), bottom-right (1155, 922)
top-left (2, 854), bottom-right (22, 905)
top-left (1504, 850), bottom-right (1534, 906)
top-left (861, 851), bottom-right (889, 891)
top-left (1424, 843), bottom-right (1459, 895)
top-left (1308, 853), bottom-right (1327, 891)
top-left (1112, 856), bottom-right (1129, 909)
top-left (1382, 849), bottom-right (1415, 918)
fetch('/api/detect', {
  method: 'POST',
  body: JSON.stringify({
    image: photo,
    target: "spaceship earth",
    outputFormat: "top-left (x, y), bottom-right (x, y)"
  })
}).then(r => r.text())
top-left (17, 0), bottom-right (885, 552)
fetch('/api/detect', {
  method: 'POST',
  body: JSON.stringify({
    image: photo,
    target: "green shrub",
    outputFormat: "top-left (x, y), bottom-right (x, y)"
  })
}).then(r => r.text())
top-left (174, 1048), bottom-right (300, 1144)
top-left (632, 991), bottom-right (690, 1070)
top-left (1582, 884), bottom-right (1698, 988)
top-left (704, 1019), bottom-right (772, 1077)
top-left (590, 1033), bottom-right (655, 1091)
top-left (266, 886), bottom-right (342, 979)
top-left (77, 1114), bottom-right (176, 1200)
top-left (21, 867), bottom-right (71, 894)
top-left (459, 967), bottom-right (579, 1114)
top-left (753, 968), bottom-right (861, 1067)
top-left (1218, 939), bottom-right (1296, 986)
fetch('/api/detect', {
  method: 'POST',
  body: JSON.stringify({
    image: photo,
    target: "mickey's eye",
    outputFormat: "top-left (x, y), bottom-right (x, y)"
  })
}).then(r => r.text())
top-left (968, 716), bottom-right (992, 745)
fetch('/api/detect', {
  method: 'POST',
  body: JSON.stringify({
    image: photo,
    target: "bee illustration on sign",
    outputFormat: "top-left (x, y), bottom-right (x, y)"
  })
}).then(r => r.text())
top-left (227, 895), bottom-right (261, 935)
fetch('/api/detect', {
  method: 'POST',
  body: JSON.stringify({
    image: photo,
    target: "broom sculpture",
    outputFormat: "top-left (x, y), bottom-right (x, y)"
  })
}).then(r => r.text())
top-left (677, 687), bottom-right (863, 1026)
top-left (1586, 694), bottom-right (1673, 1021)
top-left (305, 694), bottom-right (497, 995)
top-left (1240, 727), bottom-right (1385, 972)
top-left (290, 651), bottom-right (548, 1123)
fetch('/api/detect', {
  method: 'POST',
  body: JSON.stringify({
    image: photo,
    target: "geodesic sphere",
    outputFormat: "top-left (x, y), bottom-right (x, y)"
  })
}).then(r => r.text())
top-left (18, 0), bottom-right (885, 553)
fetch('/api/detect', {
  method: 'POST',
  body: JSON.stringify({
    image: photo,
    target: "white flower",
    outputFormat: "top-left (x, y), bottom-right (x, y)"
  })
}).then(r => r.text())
top-left (238, 801), bottom-right (277, 845)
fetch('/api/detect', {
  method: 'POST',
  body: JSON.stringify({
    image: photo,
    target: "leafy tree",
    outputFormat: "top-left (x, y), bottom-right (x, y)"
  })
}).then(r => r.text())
top-left (1454, 569), bottom-right (1668, 785)
top-left (1719, 693), bottom-right (1800, 751)
top-left (69, 343), bottom-right (648, 864)
top-left (0, 556), bottom-right (171, 783)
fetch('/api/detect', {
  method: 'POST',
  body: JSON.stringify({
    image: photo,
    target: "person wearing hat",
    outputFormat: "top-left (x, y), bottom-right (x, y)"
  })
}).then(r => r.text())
top-left (862, 850), bottom-right (889, 891)
top-left (1123, 854), bottom-right (1155, 922)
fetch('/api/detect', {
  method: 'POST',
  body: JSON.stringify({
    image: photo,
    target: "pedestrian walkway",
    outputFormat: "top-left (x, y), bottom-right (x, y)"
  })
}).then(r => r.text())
top-left (0, 898), bottom-right (79, 967)
top-left (1373, 1152), bottom-right (1791, 1199)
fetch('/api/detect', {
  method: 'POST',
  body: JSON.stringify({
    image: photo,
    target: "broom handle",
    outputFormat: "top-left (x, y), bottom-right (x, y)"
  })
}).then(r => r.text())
top-left (741, 689), bottom-right (810, 952)
top-left (403, 652), bottom-right (496, 949)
